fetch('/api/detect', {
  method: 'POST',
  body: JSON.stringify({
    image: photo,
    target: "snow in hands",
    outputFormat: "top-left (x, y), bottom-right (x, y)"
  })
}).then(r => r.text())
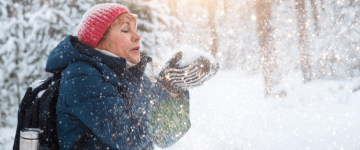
top-left (156, 48), bottom-right (220, 93)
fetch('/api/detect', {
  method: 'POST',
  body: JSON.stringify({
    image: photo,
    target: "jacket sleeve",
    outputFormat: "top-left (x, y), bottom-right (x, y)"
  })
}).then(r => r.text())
top-left (149, 82), bottom-right (191, 148)
top-left (60, 62), bottom-right (150, 150)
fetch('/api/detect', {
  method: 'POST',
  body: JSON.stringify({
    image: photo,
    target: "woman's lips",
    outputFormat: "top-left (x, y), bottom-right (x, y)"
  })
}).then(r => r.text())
top-left (132, 46), bottom-right (140, 53)
top-left (132, 50), bottom-right (140, 53)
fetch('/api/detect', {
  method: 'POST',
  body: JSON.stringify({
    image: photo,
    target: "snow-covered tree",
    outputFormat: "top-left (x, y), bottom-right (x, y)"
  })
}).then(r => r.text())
top-left (271, 0), bottom-right (360, 81)
top-left (0, 0), bottom-right (96, 127)
top-left (0, 0), bottom-right (32, 127)
top-left (0, 0), bottom-right (15, 127)
top-left (311, 0), bottom-right (360, 79)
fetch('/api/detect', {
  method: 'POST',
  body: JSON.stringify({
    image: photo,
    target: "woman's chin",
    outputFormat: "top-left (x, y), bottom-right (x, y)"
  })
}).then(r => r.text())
top-left (126, 53), bottom-right (140, 64)
top-left (128, 57), bottom-right (140, 64)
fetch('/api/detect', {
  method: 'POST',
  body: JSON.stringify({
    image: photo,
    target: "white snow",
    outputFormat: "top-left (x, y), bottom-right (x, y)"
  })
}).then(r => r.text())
top-left (30, 79), bottom-right (45, 91)
top-left (172, 46), bottom-right (217, 68)
top-left (37, 90), bottom-right (46, 99)
top-left (156, 70), bottom-right (360, 150)
top-left (3, 70), bottom-right (360, 149)
top-left (29, 79), bottom-right (47, 98)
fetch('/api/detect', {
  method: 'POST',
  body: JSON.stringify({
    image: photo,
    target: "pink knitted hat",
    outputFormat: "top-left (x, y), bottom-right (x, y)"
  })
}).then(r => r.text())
top-left (77, 3), bottom-right (129, 48)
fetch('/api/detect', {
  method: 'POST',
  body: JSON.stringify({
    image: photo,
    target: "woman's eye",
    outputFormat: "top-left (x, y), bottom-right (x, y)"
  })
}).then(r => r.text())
top-left (121, 30), bottom-right (129, 33)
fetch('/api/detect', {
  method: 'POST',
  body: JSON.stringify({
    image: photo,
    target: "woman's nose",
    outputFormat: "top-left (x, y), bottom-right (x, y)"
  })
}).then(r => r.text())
top-left (132, 32), bottom-right (141, 42)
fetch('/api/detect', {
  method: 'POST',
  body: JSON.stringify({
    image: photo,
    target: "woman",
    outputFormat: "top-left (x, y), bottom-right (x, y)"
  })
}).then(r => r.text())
top-left (45, 3), bottom-right (216, 150)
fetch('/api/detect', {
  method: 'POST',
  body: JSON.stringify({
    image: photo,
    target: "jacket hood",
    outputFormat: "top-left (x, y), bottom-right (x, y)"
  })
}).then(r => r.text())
top-left (46, 35), bottom-right (152, 79)
top-left (46, 35), bottom-right (125, 73)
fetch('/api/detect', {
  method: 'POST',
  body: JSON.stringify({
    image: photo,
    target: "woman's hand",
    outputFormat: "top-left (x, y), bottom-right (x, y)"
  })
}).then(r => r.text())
top-left (155, 51), bottom-right (219, 94)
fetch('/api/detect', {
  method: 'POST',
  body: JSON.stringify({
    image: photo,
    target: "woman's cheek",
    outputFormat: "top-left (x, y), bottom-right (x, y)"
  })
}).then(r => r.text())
top-left (114, 36), bottom-right (129, 48)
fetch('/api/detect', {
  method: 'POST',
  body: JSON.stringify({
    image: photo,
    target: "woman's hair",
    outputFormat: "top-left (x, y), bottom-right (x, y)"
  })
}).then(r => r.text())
top-left (96, 13), bottom-right (138, 47)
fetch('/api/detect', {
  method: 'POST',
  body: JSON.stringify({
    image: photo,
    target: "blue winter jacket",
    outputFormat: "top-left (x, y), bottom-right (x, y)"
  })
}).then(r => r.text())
top-left (45, 35), bottom-right (190, 150)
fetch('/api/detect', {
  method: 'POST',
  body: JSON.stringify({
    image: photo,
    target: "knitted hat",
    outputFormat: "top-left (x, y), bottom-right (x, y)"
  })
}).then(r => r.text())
top-left (77, 3), bottom-right (129, 48)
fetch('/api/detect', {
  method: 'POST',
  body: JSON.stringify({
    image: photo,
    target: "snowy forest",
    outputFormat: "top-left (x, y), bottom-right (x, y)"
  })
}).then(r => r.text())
top-left (1, 0), bottom-right (360, 149)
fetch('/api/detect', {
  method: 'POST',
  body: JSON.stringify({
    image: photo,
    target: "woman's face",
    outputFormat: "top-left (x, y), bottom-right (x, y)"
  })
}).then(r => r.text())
top-left (99, 17), bottom-right (141, 63)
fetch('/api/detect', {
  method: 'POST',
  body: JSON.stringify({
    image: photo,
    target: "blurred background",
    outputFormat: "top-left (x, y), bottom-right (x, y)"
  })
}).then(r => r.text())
top-left (1, 0), bottom-right (360, 149)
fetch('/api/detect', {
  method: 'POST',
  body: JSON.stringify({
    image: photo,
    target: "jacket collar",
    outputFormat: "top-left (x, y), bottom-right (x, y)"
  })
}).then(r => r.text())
top-left (127, 56), bottom-right (152, 81)
top-left (70, 36), bottom-right (127, 76)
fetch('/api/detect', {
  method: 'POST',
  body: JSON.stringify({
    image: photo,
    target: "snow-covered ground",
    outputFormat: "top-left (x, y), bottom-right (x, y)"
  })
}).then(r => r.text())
top-left (2, 70), bottom-right (360, 150)
top-left (160, 71), bottom-right (360, 150)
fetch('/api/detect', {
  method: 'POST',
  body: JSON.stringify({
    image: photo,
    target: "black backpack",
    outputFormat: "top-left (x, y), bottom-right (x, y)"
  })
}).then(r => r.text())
top-left (13, 71), bottom-right (94, 150)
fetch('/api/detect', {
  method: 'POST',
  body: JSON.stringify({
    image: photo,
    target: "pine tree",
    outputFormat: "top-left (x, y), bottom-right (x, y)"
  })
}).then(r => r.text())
top-left (0, 0), bottom-right (29, 127)
top-left (0, 0), bottom-right (91, 127)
